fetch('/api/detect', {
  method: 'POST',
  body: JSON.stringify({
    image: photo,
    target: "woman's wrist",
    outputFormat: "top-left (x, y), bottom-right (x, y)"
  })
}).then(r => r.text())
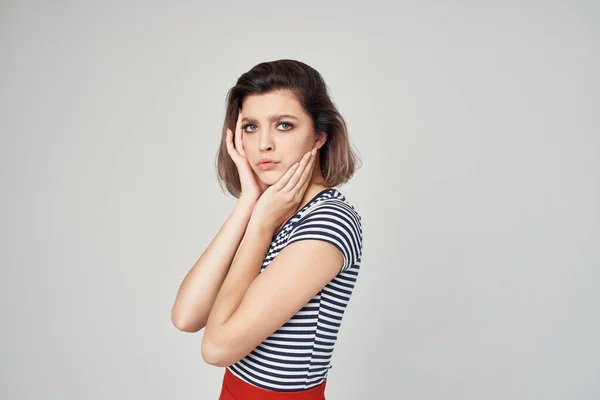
top-left (246, 216), bottom-right (275, 237)
top-left (237, 195), bottom-right (258, 208)
top-left (229, 196), bottom-right (257, 228)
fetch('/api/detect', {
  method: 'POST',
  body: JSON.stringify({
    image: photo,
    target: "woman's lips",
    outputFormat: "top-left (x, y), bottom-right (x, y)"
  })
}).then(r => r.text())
top-left (257, 161), bottom-right (279, 170)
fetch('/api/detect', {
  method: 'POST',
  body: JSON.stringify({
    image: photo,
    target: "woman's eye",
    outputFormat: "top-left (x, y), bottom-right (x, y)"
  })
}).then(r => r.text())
top-left (242, 122), bottom-right (292, 132)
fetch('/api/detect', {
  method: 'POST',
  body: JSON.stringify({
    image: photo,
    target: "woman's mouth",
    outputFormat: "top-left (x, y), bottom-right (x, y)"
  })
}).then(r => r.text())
top-left (257, 161), bottom-right (279, 170)
top-left (257, 158), bottom-right (280, 170)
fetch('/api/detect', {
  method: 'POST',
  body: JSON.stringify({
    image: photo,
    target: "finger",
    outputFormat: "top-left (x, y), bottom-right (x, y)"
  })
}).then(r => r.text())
top-left (226, 128), bottom-right (241, 163)
top-left (291, 148), bottom-right (316, 193)
top-left (292, 148), bottom-right (317, 192)
top-left (272, 156), bottom-right (305, 191)
top-left (234, 110), bottom-right (246, 158)
top-left (282, 150), bottom-right (312, 192)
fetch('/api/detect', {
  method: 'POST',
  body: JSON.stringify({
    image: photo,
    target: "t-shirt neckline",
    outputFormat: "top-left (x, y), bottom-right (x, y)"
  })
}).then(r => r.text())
top-left (271, 188), bottom-right (336, 240)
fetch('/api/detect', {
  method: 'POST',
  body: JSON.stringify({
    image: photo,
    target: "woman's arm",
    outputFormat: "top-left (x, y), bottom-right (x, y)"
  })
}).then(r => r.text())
top-left (200, 198), bottom-right (362, 367)
top-left (171, 196), bottom-right (256, 333)
top-left (200, 225), bottom-right (344, 367)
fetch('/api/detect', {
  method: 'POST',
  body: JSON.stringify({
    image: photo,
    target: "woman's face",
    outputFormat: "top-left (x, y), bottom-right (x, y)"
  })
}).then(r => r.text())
top-left (240, 89), bottom-right (325, 187)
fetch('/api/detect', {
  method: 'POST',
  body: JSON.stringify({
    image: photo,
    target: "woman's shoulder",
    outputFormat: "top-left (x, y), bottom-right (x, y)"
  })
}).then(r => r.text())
top-left (287, 188), bottom-right (363, 272)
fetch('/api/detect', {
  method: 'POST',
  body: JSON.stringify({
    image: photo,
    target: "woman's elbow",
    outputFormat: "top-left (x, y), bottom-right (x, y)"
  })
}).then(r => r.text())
top-left (171, 308), bottom-right (205, 333)
top-left (201, 335), bottom-right (228, 366)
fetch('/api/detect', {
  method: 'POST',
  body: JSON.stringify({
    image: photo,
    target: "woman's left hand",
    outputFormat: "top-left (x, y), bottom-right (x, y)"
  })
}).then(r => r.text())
top-left (249, 147), bottom-right (318, 233)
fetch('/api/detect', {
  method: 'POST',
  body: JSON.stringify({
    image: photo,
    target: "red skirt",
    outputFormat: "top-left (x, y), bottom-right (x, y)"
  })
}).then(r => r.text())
top-left (219, 367), bottom-right (327, 400)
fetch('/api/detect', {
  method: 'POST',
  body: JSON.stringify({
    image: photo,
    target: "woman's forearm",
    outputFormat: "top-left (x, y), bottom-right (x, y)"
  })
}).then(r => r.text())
top-left (206, 222), bottom-right (272, 327)
top-left (202, 220), bottom-right (273, 360)
top-left (171, 197), bottom-right (257, 332)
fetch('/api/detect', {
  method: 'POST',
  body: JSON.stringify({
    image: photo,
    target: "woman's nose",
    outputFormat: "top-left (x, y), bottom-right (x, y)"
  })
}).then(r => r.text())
top-left (258, 130), bottom-right (274, 151)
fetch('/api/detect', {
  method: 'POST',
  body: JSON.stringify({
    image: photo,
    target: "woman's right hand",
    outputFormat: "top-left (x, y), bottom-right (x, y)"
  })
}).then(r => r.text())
top-left (225, 110), bottom-right (263, 202)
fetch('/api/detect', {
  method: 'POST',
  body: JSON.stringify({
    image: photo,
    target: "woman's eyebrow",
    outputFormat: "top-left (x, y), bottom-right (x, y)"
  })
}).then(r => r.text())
top-left (241, 114), bottom-right (299, 123)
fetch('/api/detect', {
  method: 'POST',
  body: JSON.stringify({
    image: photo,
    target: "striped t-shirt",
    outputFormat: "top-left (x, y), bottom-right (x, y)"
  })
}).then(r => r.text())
top-left (227, 187), bottom-right (363, 392)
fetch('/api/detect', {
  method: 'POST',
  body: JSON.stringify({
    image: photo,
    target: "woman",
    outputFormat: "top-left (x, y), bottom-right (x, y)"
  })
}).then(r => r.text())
top-left (172, 59), bottom-right (363, 400)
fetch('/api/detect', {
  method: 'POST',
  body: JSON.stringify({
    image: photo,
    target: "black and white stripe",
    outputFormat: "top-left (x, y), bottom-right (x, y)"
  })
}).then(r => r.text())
top-left (228, 188), bottom-right (363, 392)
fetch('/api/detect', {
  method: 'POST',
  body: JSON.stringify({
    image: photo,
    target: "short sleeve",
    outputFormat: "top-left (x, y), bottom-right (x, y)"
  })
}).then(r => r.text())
top-left (286, 200), bottom-right (363, 273)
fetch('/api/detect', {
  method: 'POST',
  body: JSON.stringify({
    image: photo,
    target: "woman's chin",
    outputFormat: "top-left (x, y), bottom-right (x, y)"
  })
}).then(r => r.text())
top-left (256, 170), bottom-right (284, 186)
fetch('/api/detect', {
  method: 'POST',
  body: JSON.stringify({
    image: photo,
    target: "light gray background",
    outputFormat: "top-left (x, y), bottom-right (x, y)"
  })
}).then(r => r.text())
top-left (1, 1), bottom-right (598, 399)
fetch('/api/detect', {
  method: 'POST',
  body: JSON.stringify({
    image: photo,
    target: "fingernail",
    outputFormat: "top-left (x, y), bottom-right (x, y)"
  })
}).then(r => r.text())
top-left (311, 148), bottom-right (317, 156)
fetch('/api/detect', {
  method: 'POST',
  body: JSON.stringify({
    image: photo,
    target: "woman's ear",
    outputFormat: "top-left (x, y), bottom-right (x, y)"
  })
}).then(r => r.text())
top-left (316, 131), bottom-right (327, 149)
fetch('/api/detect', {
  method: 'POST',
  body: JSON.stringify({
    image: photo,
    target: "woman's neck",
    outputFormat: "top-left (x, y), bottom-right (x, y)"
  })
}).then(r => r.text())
top-left (298, 182), bottom-right (330, 209)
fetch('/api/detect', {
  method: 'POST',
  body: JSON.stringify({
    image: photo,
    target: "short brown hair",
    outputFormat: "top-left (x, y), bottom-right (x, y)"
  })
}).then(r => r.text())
top-left (215, 59), bottom-right (361, 198)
